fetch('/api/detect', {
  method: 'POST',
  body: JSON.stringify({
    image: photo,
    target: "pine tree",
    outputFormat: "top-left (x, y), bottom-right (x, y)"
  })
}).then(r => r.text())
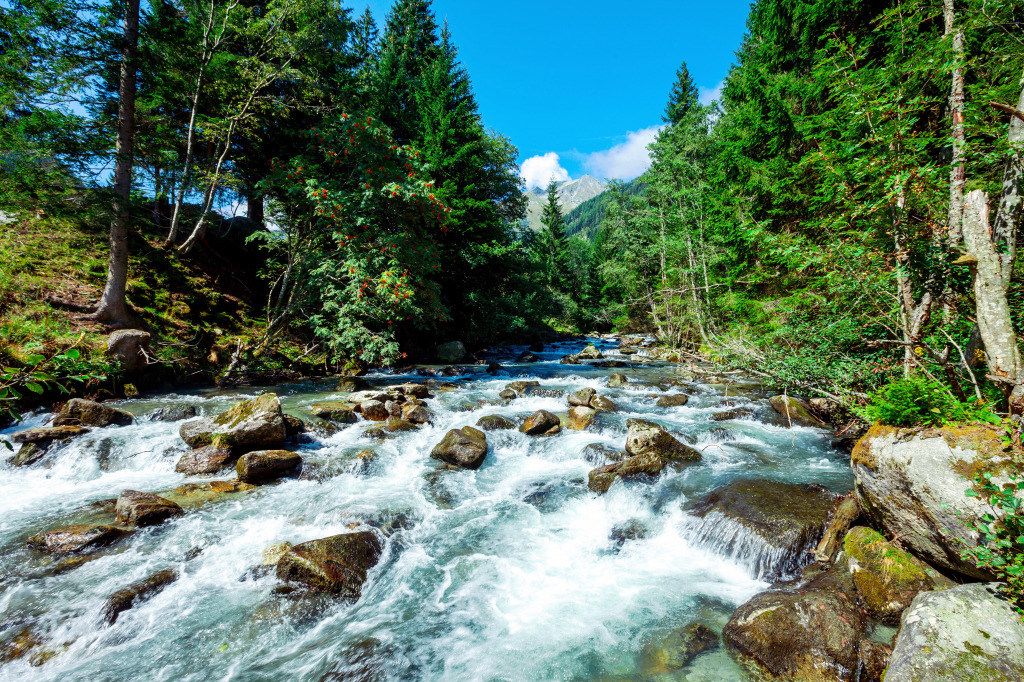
top-left (539, 179), bottom-right (567, 287)
top-left (373, 0), bottom-right (440, 143)
top-left (663, 61), bottom-right (699, 125)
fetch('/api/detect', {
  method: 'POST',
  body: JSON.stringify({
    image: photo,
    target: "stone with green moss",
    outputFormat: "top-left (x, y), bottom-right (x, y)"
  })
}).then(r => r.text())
top-left (844, 526), bottom-right (949, 625)
top-left (179, 393), bottom-right (286, 452)
top-left (276, 531), bottom-right (383, 597)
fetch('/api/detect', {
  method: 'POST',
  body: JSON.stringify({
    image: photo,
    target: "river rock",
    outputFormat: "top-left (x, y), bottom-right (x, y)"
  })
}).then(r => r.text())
top-left (149, 404), bottom-right (197, 422)
top-left (106, 329), bottom-right (151, 372)
top-left (723, 556), bottom-right (864, 681)
top-left (567, 406), bottom-right (596, 431)
top-left (402, 405), bottom-right (434, 424)
top-left (430, 427), bottom-right (488, 469)
top-left (625, 418), bottom-right (701, 461)
top-left (436, 341), bottom-right (466, 363)
top-left (569, 388), bottom-right (596, 407)
top-left (577, 344), bottom-right (604, 360)
top-left (856, 640), bottom-right (891, 682)
top-left (519, 410), bottom-right (560, 436)
top-left (28, 524), bottom-right (130, 554)
top-left (10, 442), bottom-right (45, 467)
top-left (236, 450), bottom-right (302, 484)
top-left (589, 395), bottom-right (618, 412)
top-left (852, 423), bottom-right (1016, 578)
top-left (498, 389), bottom-right (517, 401)
top-left (886, 583), bottom-right (1024, 681)
top-left (517, 351), bottom-right (539, 363)
top-left (384, 417), bottom-right (417, 433)
top-left (360, 400), bottom-right (389, 422)
top-left (687, 478), bottom-right (840, 581)
top-left (476, 414), bottom-right (514, 431)
top-left (710, 408), bottom-right (752, 421)
top-left (115, 490), bottom-right (185, 527)
top-left (101, 568), bottom-right (178, 625)
top-left (396, 383), bottom-right (430, 399)
top-left (582, 443), bottom-right (628, 465)
top-left (174, 443), bottom-right (236, 475)
top-left (52, 398), bottom-right (133, 427)
top-left (769, 395), bottom-right (827, 428)
top-left (283, 414), bottom-right (305, 439)
top-left (311, 402), bottom-right (358, 424)
top-left (523, 386), bottom-right (566, 399)
top-left (843, 525), bottom-right (951, 625)
top-left (276, 531), bottom-right (384, 597)
top-left (607, 373), bottom-right (629, 388)
top-left (384, 400), bottom-right (402, 418)
top-left (336, 376), bottom-right (371, 393)
top-left (588, 453), bottom-right (665, 493)
top-left (11, 425), bottom-right (89, 444)
top-left (656, 394), bottom-right (690, 408)
top-left (179, 393), bottom-right (286, 452)
top-left (505, 380), bottom-right (539, 395)
top-left (640, 623), bottom-right (719, 674)
top-left (559, 354), bottom-right (581, 364)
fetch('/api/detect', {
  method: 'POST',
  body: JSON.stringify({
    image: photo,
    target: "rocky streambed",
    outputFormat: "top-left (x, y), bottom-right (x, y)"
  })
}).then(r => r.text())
top-left (1, 337), bottom-right (1021, 680)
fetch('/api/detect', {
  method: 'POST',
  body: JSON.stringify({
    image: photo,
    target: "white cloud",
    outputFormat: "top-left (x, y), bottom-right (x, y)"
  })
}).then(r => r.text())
top-left (521, 152), bottom-right (571, 189)
top-left (582, 125), bottom-right (664, 180)
top-left (699, 79), bottom-right (725, 106)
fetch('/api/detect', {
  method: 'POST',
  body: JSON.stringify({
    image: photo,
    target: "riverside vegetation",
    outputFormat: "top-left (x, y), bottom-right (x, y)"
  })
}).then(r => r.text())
top-left (2, 0), bottom-right (1024, 679)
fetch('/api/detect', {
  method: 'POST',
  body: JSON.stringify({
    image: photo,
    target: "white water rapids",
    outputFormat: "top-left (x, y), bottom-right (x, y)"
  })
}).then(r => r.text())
top-left (0, 338), bottom-right (852, 680)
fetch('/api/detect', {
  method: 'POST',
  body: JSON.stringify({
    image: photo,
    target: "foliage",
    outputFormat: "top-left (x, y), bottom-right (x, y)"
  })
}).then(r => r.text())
top-left (963, 470), bottom-right (1024, 614)
top-left (862, 376), bottom-right (999, 427)
top-left (0, 345), bottom-right (103, 436)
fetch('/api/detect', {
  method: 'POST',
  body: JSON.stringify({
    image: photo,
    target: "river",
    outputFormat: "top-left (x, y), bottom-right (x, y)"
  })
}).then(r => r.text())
top-left (0, 337), bottom-right (853, 681)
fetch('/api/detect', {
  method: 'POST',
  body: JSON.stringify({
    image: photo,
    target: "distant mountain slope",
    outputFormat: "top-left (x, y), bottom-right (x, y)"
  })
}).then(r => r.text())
top-left (522, 175), bottom-right (607, 232)
top-left (564, 178), bottom-right (646, 238)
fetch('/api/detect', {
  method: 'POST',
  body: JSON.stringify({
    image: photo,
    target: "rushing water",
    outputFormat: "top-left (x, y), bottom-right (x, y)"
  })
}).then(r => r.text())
top-left (0, 338), bottom-right (853, 681)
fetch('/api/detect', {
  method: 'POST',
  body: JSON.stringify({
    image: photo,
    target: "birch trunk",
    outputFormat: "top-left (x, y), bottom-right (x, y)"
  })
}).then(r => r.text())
top-left (944, 0), bottom-right (966, 244)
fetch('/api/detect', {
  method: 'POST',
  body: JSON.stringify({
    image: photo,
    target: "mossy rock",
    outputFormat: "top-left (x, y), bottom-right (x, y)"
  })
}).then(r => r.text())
top-left (276, 531), bottom-right (383, 597)
top-left (476, 414), bottom-right (515, 431)
top-left (179, 393), bottom-right (286, 451)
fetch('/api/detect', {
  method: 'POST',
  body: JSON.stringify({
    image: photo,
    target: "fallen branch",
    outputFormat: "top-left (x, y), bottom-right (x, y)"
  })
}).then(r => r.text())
top-left (990, 100), bottom-right (1024, 124)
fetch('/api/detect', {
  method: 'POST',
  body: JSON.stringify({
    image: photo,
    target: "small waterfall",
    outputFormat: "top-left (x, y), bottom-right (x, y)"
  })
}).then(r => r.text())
top-left (679, 510), bottom-right (823, 582)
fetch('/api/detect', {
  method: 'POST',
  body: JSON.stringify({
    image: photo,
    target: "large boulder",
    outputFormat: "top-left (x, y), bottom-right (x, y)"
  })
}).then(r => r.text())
top-left (28, 524), bottom-right (130, 554)
top-left (360, 400), bottom-right (389, 422)
top-left (430, 427), bottom-right (488, 470)
top-left (723, 557), bottom-right (865, 681)
top-left (505, 380), bottom-right (539, 395)
top-left (607, 373), bottom-right (629, 388)
top-left (174, 443), bottom-right (237, 475)
top-left (769, 395), bottom-right (827, 428)
top-left (106, 329), bottom-right (151, 372)
top-left (687, 479), bottom-right (840, 581)
top-left (401, 405), bottom-right (434, 424)
top-left (843, 525), bottom-right (952, 625)
top-left (101, 568), bottom-right (178, 625)
top-left (886, 583), bottom-right (1024, 681)
top-left (11, 425), bottom-right (88, 443)
top-left (115, 490), bottom-right (185, 527)
top-left (53, 399), bottom-right (133, 427)
top-left (179, 393), bottom-right (286, 452)
top-left (519, 410), bottom-right (560, 436)
top-left (436, 341), bottom-right (466, 363)
top-left (236, 450), bottom-right (301, 484)
top-left (852, 423), bottom-right (1016, 578)
top-left (9, 443), bottom-right (45, 467)
top-left (590, 395), bottom-right (618, 412)
top-left (625, 418), bottom-right (701, 461)
top-left (577, 344), bottom-right (604, 360)
top-left (656, 394), bottom-right (690, 408)
top-left (149, 404), bottom-right (197, 422)
top-left (588, 453), bottom-right (665, 493)
top-left (276, 531), bottom-right (384, 597)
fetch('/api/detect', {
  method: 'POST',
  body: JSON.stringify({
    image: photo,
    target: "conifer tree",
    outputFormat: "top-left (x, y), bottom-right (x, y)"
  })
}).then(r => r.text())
top-left (374, 0), bottom-right (440, 142)
top-left (663, 61), bottom-right (699, 125)
top-left (539, 179), bottom-right (567, 286)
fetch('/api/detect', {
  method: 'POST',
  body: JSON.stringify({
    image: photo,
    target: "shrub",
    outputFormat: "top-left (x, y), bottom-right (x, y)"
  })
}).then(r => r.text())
top-left (962, 470), bottom-right (1024, 615)
top-left (862, 376), bottom-right (998, 427)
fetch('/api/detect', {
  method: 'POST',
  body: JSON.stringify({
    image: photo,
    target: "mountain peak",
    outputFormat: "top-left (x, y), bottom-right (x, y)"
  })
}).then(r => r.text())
top-left (521, 175), bottom-right (609, 232)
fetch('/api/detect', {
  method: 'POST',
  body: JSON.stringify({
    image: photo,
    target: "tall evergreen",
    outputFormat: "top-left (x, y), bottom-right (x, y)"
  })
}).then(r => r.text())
top-left (662, 62), bottom-right (699, 125)
top-left (373, 0), bottom-right (440, 142)
top-left (539, 179), bottom-right (567, 286)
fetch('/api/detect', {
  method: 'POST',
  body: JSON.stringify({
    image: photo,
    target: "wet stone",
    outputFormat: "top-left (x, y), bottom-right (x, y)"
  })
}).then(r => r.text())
top-left (640, 623), bottom-right (719, 674)
top-left (115, 490), bottom-right (185, 527)
top-left (11, 425), bottom-right (89, 444)
top-left (588, 453), bottom-right (665, 494)
top-left (505, 380), bottom-right (539, 395)
top-left (656, 394), bottom-right (690, 408)
top-left (607, 373), bottom-right (629, 388)
top-left (28, 524), bottom-right (130, 555)
top-left (174, 443), bottom-right (236, 475)
top-left (311, 402), bottom-right (358, 424)
top-left (568, 388), bottom-right (596, 407)
top-left (709, 408), bottom-right (752, 421)
top-left (101, 568), bottom-right (178, 625)
top-left (9, 442), bottom-right (46, 467)
top-left (276, 531), bottom-right (384, 597)
top-left (519, 410), bottom-right (560, 436)
top-left (236, 450), bottom-right (302, 484)
top-left (581, 443), bottom-right (628, 465)
top-left (589, 395), bottom-right (618, 412)
top-left (476, 414), bottom-right (515, 431)
top-left (149, 404), bottom-right (197, 422)
top-left (53, 398), bottom-right (134, 427)
top-left (430, 427), bottom-right (488, 470)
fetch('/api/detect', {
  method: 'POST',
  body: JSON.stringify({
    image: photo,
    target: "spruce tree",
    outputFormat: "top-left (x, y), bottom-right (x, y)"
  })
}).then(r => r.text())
top-left (663, 61), bottom-right (699, 125)
top-left (540, 179), bottom-right (567, 286)
top-left (373, 0), bottom-right (440, 143)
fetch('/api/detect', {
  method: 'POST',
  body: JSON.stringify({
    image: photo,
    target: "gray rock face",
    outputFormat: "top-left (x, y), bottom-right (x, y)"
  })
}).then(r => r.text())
top-left (625, 418), bottom-right (701, 461)
top-left (179, 393), bottom-right (286, 452)
top-left (852, 424), bottom-right (1015, 578)
top-left (53, 399), bottom-right (134, 427)
top-left (430, 427), bottom-right (488, 470)
top-left (236, 450), bottom-right (302, 484)
top-left (106, 329), bottom-right (151, 372)
top-left (886, 583), bottom-right (1024, 682)
top-left (436, 341), bottom-right (466, 363)
top-left (115, 490), bottom-right (185, 527)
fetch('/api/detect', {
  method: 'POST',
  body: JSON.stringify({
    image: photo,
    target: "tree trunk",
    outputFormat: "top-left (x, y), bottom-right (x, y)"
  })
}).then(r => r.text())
top-left (92, 0), bottom-right (140, 327)
top-left (944, 0), bottom-right (966, 244)
top-left (992, 73), bottom-right (1024, 288)
top-left (961, 190), bottom-right (1023, 414)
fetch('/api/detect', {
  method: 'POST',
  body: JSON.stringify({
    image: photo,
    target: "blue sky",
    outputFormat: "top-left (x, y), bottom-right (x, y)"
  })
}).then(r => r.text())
top-left (356, 0), bottom-right (753, 188)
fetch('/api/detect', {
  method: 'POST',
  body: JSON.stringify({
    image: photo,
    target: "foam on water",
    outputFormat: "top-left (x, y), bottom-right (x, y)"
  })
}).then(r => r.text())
top-left (0, 339), bottom-right (852, 681)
